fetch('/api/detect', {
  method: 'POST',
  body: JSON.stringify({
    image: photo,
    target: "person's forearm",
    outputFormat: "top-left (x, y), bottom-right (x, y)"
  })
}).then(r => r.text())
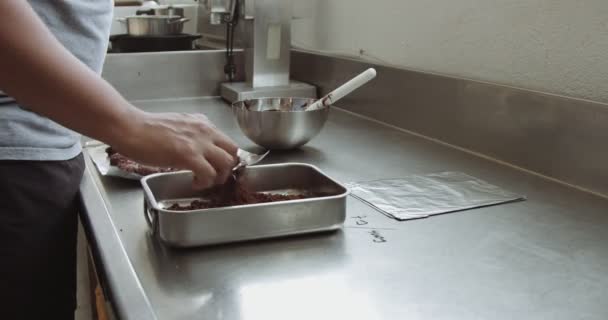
top-left (0, 1), bottom-right (142, 147)
top-left (0, 1), bottom-right (240, 188)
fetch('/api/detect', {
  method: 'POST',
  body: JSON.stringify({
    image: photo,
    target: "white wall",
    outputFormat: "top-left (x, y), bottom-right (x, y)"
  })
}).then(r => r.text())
top-left (291, 0), bottom-right (608, 103)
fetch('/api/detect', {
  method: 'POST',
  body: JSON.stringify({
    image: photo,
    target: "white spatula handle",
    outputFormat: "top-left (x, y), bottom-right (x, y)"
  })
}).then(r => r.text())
top-left (307, 68), bottom-right (377, 110)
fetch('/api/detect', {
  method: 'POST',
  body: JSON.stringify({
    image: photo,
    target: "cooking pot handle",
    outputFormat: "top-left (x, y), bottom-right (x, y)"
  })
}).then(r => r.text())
top-left (116, 18), bottom-right (127, 23)
top-left (143, 198), bottom-right (159, 235)
top-left (168, 18), bottom-right (190, 25)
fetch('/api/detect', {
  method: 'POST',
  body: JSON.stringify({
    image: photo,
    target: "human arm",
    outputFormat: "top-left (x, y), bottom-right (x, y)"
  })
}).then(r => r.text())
top-left (0, 0), bottom-right (236, 188)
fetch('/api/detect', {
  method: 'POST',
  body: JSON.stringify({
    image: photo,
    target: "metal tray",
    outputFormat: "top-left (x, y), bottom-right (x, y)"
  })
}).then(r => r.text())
top-left (141, 163), bottom-right (349, 247)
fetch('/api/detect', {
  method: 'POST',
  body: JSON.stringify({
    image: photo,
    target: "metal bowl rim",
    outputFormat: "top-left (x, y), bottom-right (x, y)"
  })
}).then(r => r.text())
top-left (124, 15), bottom-right (183, 20)
top-left (232, 97), bottom-right (330, 112)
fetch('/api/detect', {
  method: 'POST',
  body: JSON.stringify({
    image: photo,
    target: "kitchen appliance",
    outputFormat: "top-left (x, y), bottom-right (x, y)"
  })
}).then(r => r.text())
top-left (205, 0), bottom-right (316, 102)
top-left (109, 33), bottom-right (201, 53)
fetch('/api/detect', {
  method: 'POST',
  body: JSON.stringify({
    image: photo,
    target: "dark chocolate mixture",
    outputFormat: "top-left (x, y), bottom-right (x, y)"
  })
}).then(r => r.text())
top-left (105, 147), bottom-right (328, 210)
top-left (106, 147), bottom-right (177, 176)
top-left (167, 178), bottom-right (319, 211)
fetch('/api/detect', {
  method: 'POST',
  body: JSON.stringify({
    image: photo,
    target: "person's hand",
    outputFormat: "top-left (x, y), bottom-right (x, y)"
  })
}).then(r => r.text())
top-left (113, 110), bottom-right (238, 189)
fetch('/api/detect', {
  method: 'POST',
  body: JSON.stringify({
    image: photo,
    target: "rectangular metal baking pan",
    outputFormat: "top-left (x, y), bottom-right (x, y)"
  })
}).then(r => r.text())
top-left (141, 163), bottom-right (349, 247)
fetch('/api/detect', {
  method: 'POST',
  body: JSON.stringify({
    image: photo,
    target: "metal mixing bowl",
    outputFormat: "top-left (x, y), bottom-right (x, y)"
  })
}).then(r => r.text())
top-left (232, 97), bottom-right (330, 150)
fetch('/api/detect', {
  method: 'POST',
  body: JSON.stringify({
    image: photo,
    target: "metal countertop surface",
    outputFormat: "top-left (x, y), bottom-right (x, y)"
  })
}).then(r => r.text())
top-left (80, 97), bottom-right (608, 320)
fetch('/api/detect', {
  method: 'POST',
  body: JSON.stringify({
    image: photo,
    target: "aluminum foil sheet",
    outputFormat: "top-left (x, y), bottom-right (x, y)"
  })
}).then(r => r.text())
top-left (346, 172), bottom-right (525, 220)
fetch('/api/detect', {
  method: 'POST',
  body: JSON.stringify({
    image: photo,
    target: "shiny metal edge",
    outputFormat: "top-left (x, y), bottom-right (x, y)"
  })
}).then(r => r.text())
top-left (291, 50), bottom-right (608, 197)
top-left (102, 50), bottom-right (244, 101)
top-left (163, 224), bottom-right (344, 248)
top-left (79, 155), bottom-right (158, 320)
top-left (142, 163), bottom-right (351, 214)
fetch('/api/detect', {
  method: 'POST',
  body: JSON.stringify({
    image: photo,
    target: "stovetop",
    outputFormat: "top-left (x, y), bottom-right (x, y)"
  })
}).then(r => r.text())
top-left (108, 33), bottom-right (202, 53)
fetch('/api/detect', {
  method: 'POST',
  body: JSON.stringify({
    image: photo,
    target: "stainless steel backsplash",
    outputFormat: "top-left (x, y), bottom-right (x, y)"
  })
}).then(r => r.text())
top-left (102, 50), bottom-right (244, 100)
top-left (102, 49), bottom-right (608, 197)
top-left (291, 50), bottom-right (608, 197)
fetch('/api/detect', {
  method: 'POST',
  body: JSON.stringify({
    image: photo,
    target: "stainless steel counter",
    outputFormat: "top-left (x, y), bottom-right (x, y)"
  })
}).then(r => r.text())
top-left (80, 97), bottom-right (608, 320)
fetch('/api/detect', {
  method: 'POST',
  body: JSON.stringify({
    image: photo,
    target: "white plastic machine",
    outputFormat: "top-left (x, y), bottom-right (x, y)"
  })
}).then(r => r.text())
top-left (205, 0), bottom-right (316, 102)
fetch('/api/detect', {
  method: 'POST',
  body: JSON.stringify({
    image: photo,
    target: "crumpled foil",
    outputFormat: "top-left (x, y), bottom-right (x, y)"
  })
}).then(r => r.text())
top-left (346, 172), bottom-right (525, 220)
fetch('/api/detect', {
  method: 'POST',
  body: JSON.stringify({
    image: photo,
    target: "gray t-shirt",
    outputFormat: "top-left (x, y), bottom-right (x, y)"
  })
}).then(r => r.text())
top-left (0, 0), bottom-right (113, 160)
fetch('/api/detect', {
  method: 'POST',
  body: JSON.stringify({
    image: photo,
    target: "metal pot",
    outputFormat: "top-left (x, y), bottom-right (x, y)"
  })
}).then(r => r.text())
top-left (117, 15), bottom-right (189, 36)
top-left (136, 6), bottom-right (185, 17)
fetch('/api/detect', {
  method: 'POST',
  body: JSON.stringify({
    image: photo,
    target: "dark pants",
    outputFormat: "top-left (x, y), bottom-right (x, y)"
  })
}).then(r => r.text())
top-left (0, 154), bottom-right (85, 320)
